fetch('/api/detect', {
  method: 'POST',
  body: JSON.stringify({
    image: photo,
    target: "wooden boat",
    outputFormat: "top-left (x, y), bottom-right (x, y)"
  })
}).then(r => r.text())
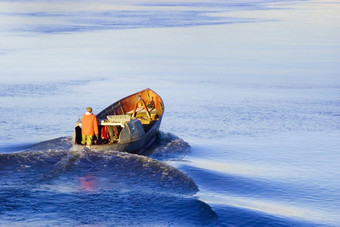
top-left (73, 88), bottom-right (164, 154)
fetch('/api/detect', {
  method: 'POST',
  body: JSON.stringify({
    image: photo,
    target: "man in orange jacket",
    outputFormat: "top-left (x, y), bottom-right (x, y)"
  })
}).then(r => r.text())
top-left (81, 107), bottom-right (99, 146)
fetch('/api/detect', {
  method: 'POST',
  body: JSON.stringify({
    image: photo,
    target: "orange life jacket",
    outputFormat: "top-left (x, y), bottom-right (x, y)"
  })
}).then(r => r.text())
top-left (81, 113), bottom-right (99, 136)
top-left (101, 126), bottom-right (109, 139)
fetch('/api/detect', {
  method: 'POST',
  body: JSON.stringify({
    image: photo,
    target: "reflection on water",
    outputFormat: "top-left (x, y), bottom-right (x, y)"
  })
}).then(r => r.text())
top-left (79, 174), bottom-right (98, 192)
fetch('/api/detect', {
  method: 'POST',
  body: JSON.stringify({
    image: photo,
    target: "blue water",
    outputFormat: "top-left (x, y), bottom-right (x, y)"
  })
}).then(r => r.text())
top-left (1, 0), bottom-right (339, 226)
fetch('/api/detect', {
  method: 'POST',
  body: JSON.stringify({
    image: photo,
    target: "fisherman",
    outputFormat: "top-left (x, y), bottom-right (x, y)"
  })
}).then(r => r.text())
top-left (108, 125), bottom-right (117, 144)
top-left (81, 107), bottom-right (99, 146)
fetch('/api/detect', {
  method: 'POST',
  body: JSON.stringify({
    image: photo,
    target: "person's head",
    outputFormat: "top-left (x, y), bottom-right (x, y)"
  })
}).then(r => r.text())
top-left (86, 107), bottom-right (92, 113)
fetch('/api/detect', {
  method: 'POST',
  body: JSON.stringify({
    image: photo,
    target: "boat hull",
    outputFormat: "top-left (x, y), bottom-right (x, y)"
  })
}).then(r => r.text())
top-left (81, 114), bottom-right (162, 154)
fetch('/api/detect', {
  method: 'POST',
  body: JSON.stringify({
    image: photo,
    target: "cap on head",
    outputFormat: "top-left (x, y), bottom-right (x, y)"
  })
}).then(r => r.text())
top-left (86, 107), bottom-right (92, 113)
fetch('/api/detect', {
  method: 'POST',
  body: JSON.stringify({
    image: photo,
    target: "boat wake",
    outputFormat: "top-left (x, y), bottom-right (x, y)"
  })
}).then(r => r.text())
top-left (149, 131), bottom-right (191, 160)
top-left (0, 132), bottom-right (217, 226)
top-left (1, 132), bottom-right (196, 194)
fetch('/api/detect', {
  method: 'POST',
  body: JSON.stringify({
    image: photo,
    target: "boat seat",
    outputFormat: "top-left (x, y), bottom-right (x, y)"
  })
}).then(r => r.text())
top-left (107, 115), bottom-right (131, 123)
top-left (127, 107), bottom-right (157, 115)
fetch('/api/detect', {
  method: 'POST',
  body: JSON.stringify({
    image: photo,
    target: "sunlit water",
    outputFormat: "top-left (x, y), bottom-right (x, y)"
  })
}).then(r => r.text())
top-left (0, 0), bottom-right (339, 226)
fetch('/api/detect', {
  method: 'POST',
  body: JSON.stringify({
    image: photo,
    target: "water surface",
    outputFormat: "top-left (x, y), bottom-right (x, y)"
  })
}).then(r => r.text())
top-left (0, 0), bottom-right (339, 226)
